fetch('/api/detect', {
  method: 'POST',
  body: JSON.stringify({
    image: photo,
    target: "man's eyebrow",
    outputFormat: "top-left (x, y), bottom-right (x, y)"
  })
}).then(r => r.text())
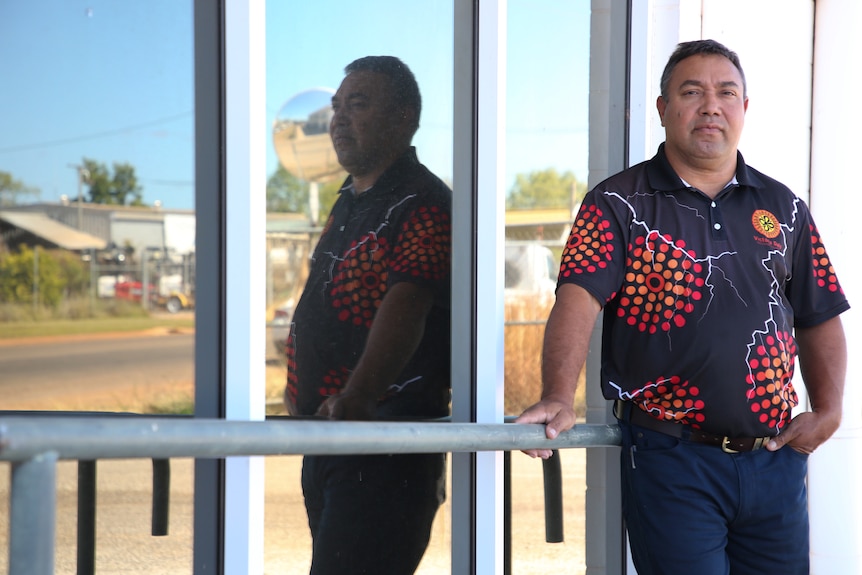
top-left (678, 79), bottom-right (741, 91)
top-left (332, 92), bottom-right (369, 104)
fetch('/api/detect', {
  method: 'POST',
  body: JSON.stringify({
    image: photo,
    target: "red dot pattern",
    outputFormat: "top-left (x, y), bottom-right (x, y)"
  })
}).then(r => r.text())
top-left (635, 376), bottom-right (706, 428)
top-left (810, 224), bottom-right (843, 294)
top-left (559, 204), bottom-right (615, 281)
top-left (318, 366), bottom-right (351, 399)
top-left (285, 331), bottom-right (298, 405)
top-left (745, 330), bottom-right (797, 431)
top-left (617, 232), bottom-right (704, 334)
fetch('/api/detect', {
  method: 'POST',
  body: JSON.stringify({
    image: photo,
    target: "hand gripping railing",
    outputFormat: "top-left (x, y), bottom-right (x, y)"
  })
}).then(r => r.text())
top-left (0, 416), bottom-right (621, 575)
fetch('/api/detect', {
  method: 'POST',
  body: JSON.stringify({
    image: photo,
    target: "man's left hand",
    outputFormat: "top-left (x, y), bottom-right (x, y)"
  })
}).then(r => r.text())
top-left (316, 390), bottom-right (378, 420)
top-left (766, 409), bottom-right (841, 455)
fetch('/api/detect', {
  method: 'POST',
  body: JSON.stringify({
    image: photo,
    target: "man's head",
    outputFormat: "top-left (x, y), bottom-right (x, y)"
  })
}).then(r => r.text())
top-left (659, 39), bottom-right (747, 101)
top-left (330, 56), bottom-right (421, 187)
top-left (656, 39), bottom-right (749, 173)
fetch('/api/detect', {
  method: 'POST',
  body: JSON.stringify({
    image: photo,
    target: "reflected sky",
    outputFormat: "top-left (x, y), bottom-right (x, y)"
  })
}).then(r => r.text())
top-left (0, 0), bottom-right (590, 213)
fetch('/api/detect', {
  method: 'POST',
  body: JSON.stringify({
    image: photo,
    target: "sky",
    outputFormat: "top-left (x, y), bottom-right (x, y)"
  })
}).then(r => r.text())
top-left (0, 0), bottom-right (589, 211)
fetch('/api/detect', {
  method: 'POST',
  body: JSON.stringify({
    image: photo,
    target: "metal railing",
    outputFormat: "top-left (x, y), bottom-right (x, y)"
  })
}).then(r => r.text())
top-left (0, 414), bottom-right (622, 575)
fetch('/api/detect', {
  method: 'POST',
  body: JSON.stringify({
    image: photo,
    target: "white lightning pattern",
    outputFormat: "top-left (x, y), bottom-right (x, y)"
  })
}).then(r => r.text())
top-left (603, 190), bottom-right (801, 430)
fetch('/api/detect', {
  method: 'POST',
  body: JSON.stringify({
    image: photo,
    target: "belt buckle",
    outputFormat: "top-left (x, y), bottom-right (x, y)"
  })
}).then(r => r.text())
top-left (721, 436), bottom-right (740, 454)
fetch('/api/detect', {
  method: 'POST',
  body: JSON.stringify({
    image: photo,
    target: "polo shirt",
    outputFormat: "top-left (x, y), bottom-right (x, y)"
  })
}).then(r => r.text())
top-left (286, 147), bottom-right (452, 418)
top-left (560, 144), bottom-right (849, 437)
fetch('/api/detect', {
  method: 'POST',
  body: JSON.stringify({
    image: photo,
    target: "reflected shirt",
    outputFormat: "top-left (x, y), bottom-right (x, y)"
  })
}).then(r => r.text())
top-left (286, 148), bottom-right (452, 418)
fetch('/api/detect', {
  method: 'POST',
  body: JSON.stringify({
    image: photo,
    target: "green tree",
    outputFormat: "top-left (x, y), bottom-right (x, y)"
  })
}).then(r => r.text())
top-left (266, 164), bottom-right (341, 221)
top-left (82, 158), bottom-right (144, 206)
top-left (506, 168), bottom-right (586, 210)
top-left (0, 171), bottom-right (40, 207)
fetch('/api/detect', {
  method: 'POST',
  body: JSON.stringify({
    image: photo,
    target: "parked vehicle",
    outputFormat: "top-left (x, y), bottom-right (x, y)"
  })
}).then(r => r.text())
top-left (504, 243), bottom-right (558, 296)
top-left (270, 299), bottom-right (294, 356)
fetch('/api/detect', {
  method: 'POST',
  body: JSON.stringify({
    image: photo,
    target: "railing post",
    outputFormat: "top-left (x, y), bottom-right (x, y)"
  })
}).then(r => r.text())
top-left (77, 460), bottom-right (97, 575)
top-left (9, 451), bottom-right (58, 575)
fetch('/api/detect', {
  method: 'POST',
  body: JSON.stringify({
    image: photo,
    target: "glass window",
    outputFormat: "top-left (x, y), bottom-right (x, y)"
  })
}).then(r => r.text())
top-left (264, 1), bottom-right (454, 572)
top-left (0, 2), bottom-right (195, 571)
top-left (505, 2), bottom-right (590, 573)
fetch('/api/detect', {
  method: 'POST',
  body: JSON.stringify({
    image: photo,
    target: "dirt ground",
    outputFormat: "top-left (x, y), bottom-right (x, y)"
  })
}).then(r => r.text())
top-left (0, 328), bottom-right (588, 574)
top-left (0, 452), bottom-right (586, 575)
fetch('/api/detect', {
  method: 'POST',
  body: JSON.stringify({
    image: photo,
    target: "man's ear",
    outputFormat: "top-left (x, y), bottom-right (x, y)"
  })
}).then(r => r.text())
top-left (656, 95), bottom-right (667, 127)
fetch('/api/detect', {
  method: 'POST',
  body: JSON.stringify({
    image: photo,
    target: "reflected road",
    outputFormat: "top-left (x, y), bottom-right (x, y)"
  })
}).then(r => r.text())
top-left (0, 332), bottom-right (194, 410)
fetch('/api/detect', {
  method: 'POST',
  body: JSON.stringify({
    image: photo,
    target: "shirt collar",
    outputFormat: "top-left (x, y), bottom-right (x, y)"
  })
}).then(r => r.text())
top-left (647, 143), bottom-right (765, 193)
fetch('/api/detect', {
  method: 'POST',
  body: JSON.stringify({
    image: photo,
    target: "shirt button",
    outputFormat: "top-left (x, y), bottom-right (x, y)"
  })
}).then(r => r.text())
top-left (711, 201), bottom-right (717, 208)
top-left (714, 223), bottom-right (722, 230)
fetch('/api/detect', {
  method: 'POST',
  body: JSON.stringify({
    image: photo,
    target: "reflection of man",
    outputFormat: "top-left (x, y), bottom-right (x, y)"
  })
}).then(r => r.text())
top-left (518, 40), bottom-right (848, 574)
top-left (284, 56), bottom-right (451, 574)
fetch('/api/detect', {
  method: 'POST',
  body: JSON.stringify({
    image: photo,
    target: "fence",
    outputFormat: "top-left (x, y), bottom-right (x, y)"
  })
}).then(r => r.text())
top-left (0, 414), bottom-right (621, 575)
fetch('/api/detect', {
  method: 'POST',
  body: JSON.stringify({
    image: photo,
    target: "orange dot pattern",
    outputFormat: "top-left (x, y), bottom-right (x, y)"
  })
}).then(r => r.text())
top-left (810, 224), bottom-right (843, 295)
top-left (559, 204), bottom-right (615, 286)
top-left (745, 330), bottom-right (798, 431)
top-left (330, 234), bottom-right (390, 329)
top-left (390, 205), bottom-right (451, 280)
top-left (634, 376), bottom-right (706, 428)
top-left (618, 232), bottom-right (705, 334)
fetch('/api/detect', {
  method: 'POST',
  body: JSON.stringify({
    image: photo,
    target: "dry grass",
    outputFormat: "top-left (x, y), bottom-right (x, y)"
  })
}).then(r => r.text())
top-left (505, 296), bottom-right (586, 418)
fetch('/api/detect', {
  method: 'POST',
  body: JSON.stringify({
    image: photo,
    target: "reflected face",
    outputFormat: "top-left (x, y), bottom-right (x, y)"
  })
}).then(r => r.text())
top-left (329, 70), bottom-right (409, 179)
top-left (657, 54), bottom-right (748, 167)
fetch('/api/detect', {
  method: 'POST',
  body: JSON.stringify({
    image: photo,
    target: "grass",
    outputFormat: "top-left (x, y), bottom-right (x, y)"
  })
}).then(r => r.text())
top-left (0, 316), bottom-right (194, 340)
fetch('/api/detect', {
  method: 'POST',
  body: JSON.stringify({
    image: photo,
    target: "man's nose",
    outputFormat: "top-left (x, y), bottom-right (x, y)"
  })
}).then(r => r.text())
top-left (700, 92), bottom-right (720, 115)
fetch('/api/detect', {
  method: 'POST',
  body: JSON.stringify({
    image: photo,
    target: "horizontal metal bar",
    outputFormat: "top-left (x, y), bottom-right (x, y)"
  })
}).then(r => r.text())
top-left (0, 417), bottom-right (621, 461)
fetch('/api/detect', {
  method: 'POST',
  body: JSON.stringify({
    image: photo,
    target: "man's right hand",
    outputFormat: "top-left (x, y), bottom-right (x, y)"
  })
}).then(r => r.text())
top-left (515, 398), bottom-right (577, 459)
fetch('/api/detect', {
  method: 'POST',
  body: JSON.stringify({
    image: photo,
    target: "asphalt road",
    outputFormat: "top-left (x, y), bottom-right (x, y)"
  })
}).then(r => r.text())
top-left (0, 331), bottom-right (195, 411)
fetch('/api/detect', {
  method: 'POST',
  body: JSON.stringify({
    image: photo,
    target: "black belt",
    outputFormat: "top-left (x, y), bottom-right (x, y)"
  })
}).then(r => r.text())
top-left (613, 400), bottom-right (770, 453)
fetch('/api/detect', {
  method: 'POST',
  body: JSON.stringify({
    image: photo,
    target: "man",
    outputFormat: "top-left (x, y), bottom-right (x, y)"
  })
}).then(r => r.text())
top-left (284, 56), bottom-right (451, 575)
top-left (517, 39), bottom-right (848, 574)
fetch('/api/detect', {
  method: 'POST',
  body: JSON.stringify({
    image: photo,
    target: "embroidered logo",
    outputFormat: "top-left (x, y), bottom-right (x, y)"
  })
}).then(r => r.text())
top-left (751, 209), bottom-right (780, 239)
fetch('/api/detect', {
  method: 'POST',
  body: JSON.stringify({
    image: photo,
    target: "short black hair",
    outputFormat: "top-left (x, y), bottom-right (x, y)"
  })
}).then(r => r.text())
top-left (659, 39), bottom-right (747, 100)
top-left (345, 56), bottom-right (422, 131)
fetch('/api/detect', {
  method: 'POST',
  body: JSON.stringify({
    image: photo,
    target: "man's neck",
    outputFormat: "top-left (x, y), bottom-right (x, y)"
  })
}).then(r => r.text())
top-left (351, 146), bottom-right (409, 194)
top-left (665, 151), bottom-right (737, 199)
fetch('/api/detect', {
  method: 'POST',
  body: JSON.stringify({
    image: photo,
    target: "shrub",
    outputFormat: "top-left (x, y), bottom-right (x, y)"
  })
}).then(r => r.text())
top-left (0, 246), bottom-right (65, 307)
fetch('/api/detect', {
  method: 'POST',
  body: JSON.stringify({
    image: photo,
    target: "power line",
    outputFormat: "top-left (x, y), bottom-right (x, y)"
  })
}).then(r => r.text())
top-left (0, 111), bottom-right (193, 154)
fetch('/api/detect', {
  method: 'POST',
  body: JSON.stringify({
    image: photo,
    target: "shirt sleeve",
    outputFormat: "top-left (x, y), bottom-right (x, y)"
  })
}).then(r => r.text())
top-left (557, 189), bottom-right (629, 306)
top-left (786, 205), bottom-right (850, 327)
top-left (388, 202), bottom-right (452, 286)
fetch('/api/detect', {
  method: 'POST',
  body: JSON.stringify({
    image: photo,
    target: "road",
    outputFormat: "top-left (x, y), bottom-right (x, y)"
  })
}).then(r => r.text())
top-left (0, 330), bottom-right (194, 411)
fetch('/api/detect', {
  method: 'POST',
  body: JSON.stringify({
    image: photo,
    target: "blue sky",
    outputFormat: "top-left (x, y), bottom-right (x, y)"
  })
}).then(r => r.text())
top-left (0, 0), bottom-right (589, 211)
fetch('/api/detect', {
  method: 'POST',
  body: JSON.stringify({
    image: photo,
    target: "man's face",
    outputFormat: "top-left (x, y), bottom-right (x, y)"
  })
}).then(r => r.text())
top-left (329, 70), bottom-right (410, 178)
top-left (657, 54), bottom-right (748, 167)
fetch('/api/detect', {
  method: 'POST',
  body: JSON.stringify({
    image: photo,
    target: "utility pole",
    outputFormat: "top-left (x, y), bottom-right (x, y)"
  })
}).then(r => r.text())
top-left (67, 164), bottom-right (90, 230)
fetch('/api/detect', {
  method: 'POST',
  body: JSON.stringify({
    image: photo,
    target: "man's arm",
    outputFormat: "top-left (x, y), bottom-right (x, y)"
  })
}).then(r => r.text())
top-left (316, 281), bottom-right (435, 420)
top-left (767, 315), bottom-right (847, 454)
top-left (516, 283), bottom-right (602, 458)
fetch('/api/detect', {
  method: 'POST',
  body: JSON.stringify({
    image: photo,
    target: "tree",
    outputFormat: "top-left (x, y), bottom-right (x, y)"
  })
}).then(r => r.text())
top-left (0, 171), bottom-right (40, 207)
top-left (266, 164), bottom-right (340, 220)
top-left (506, 168), bottom-right (587, 210)
top-left (81, 158), bottom-right (144, 206)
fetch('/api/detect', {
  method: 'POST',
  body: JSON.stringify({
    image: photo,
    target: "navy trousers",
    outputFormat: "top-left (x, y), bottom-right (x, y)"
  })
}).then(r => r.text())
top-left (301, 453), bottom-right (446, 575)
top-left (618, 419), bottom-right (810, 575)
